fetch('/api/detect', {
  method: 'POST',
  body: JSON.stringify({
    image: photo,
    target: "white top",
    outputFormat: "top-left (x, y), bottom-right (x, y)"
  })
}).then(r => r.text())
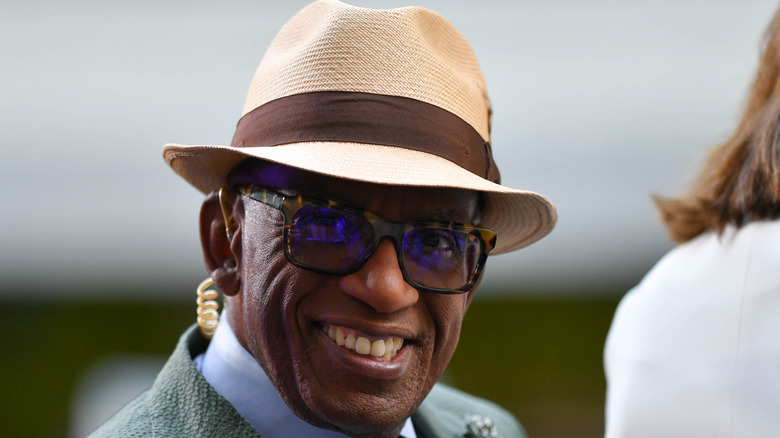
top-left (193, 314), bottom-right (417, 438)
top-left (604, 220), bottom-right (780, 438)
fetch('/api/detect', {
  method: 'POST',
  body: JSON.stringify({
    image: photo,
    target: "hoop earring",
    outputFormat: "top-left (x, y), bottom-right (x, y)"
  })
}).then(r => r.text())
top-left (196, 277), bottom-right (220, 339)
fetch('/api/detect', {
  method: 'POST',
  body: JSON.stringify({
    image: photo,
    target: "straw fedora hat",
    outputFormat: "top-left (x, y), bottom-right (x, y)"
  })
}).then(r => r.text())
top-left (163, 0), bottom-right (557, 254)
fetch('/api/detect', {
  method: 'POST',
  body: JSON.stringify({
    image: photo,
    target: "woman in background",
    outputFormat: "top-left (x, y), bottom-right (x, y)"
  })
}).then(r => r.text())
top-left (604, 7), bottom-right (780, 438)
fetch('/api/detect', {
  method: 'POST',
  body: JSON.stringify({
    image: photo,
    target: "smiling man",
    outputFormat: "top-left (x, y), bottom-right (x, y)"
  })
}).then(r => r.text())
top-left (89, 1), bottom-right (556, 437)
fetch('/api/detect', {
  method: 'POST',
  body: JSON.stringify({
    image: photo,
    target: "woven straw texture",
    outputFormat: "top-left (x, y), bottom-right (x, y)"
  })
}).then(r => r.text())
top-left (243, 0), bottom-right (490, 140)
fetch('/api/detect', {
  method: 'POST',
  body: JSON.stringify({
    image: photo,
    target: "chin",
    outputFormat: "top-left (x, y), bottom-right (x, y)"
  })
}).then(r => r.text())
top-left (290, 383), bottom-right (417, 438)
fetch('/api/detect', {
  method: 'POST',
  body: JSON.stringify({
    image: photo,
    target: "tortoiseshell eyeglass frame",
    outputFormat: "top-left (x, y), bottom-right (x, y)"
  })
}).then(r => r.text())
top-left (228, 184), bottom-right (497, 294)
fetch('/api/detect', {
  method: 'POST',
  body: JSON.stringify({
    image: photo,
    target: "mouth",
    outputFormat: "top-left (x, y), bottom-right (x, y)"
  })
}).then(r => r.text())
top-left (324, 324), bottom-right (404, 363)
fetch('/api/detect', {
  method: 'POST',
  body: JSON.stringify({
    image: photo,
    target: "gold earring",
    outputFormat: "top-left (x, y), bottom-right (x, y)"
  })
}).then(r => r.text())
top-left (196, 278), bottom-right (220, 339)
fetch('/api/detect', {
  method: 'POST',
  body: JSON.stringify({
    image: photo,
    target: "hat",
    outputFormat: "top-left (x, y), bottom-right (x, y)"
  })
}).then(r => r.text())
top-left (163, 0), bottom-right (557, 254)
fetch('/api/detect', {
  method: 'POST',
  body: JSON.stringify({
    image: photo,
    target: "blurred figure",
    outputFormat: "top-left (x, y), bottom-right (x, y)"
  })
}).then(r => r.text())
top-left (604, 7), bottom-right (780, 438)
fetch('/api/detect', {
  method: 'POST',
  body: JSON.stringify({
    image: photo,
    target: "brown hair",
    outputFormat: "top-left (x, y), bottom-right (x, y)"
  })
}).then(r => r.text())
top-left (655, 9), bottom-right (780, 243)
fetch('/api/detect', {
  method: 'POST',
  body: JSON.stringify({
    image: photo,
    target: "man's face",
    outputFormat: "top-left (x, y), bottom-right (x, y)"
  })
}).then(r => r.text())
top-left (226, 162), bottom-right (481, 437)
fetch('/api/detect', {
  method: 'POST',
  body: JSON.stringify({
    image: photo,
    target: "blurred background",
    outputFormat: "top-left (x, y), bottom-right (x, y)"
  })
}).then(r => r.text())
top-left (2, 0), bottom-right (778, 436)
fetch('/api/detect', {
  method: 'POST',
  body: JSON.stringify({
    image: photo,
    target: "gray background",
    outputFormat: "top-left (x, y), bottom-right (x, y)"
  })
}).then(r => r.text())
top-left (3, 0), bottom-right (778, 299)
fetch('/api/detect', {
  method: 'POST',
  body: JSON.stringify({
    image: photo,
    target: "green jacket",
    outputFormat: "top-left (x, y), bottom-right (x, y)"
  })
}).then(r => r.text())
top-left (89, 325), bottom-right (526, 438)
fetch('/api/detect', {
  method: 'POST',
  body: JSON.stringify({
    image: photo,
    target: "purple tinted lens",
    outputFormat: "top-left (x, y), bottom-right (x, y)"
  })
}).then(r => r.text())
top-left (288, 206), bottom-right (373, 272)
top-left (402, 228), bottom-right (480, 290)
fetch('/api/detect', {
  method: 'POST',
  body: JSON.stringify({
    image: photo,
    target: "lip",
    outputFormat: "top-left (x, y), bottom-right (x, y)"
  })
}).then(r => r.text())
top-left (315, 322), bottom-right (413, 380)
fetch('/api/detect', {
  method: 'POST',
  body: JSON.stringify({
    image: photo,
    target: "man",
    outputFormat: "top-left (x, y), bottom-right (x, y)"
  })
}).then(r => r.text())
top-left (90, 1), bottom-right (556, 437)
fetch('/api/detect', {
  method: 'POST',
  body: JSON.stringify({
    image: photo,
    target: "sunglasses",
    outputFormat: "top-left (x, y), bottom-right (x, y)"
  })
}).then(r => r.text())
top-left (230, 184), bottom-right (496, 294)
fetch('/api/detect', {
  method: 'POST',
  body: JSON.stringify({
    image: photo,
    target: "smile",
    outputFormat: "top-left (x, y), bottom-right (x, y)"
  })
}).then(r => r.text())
top-left (325, 325), bottom-right (404, 363)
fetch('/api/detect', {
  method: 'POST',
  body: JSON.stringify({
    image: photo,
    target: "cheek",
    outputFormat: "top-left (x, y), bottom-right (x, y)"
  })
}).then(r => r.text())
top-left (238, 209), bottom-right (292, 363)
top-left (426, 294), bottom-right (469, 370)
top-left (241, 232), bottom-right (284, 310)
top-left (241, 206), bottom-right (283, 265)
top-left (237, 206), bottom-right (329, 382)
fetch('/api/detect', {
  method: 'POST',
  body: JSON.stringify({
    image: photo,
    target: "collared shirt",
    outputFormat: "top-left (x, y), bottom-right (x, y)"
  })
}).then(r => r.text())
top-left (194, 314), bottom-right (417, 438)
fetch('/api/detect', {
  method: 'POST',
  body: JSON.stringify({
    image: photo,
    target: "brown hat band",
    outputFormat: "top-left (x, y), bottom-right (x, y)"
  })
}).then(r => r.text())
top-left (231, 91), bottom-right (500, 183)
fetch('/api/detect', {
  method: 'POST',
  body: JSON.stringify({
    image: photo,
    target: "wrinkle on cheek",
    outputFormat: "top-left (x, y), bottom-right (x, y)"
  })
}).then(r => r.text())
top-left (241, 203), bottom-right (317, 404)
top-left (424, 294), bottom-right (466, 374)
top-left (278, 264), bottom-right (303, 349)
top-left (240, 205), bottom-right (287, 363)
top-left (241, 205), bottom-right (284, 274)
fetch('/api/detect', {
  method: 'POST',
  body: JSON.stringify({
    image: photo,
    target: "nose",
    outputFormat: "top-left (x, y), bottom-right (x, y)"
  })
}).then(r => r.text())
top-left (338, 238), bottom-right (419, 313)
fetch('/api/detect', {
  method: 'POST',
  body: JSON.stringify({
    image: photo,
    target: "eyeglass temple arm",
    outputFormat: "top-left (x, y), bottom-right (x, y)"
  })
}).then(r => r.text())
top-left (236, 185), bottom-right (286, 211)
top-left (220, 185), bottom-right (289, 235)
top-left (218, 187), bottom-right (235, 238)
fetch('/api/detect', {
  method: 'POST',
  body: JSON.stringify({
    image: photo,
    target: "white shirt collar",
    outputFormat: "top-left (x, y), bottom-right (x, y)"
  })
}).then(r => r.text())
top-left (194, 314), bottom-right (417, 438)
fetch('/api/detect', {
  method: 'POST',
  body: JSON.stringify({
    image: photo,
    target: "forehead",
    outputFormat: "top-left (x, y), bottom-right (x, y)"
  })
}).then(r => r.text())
top-left (229, 160), bottom-right (481, 223)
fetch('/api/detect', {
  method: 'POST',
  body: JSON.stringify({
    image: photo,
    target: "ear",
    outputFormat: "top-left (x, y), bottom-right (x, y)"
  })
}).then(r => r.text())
top-left (200, 190), bottom-right (243, 296)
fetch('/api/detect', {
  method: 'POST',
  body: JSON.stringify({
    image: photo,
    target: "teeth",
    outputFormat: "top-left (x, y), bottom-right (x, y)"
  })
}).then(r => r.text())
top-left (370, 339), bottom-right (385, 357)
top-left (355, 337), bottom-right (371, 355)
top-left (325, 325), bottom-right (404, 362)
top-left (383, 338), bottom-right (394, 362)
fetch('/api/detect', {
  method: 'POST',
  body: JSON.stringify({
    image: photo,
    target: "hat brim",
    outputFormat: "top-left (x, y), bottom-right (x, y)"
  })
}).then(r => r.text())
top-left (163, 141), bottom-right (557, 254)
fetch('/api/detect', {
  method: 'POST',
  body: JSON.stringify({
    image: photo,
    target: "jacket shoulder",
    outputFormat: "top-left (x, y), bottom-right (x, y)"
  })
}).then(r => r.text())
top-left (87, 391), bottom-right (153, 437)
top-left (413, 383), bottom-right (526, 438)
top-left (87, 325), bottom-right (260, 438)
